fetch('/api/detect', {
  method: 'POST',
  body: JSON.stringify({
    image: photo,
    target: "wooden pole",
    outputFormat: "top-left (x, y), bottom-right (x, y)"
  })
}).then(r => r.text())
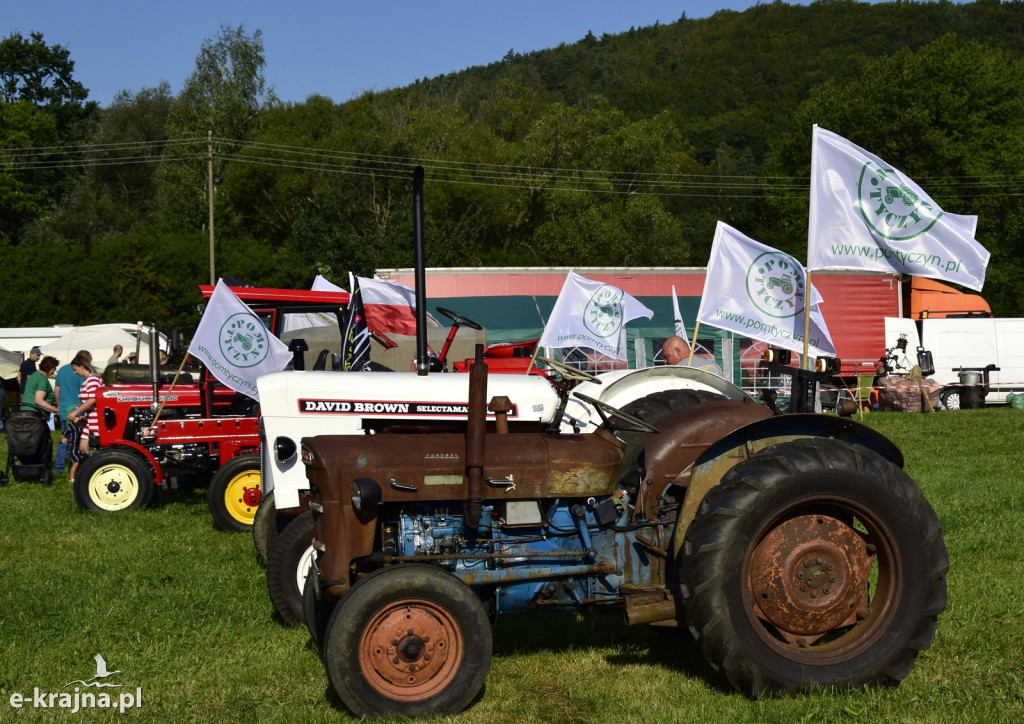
top-left (686, 322), bottom-right (701, 366)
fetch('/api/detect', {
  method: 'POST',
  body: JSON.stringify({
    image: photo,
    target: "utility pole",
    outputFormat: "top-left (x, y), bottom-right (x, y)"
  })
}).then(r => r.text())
top-left (208, 130), bottom-right (215, 285)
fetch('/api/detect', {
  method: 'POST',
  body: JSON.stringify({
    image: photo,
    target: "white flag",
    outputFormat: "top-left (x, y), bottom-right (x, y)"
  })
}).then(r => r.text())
top-left (671, 285), bottom-right (690, 346)
top-left (808, 125), bottom-right (990, 291)
top-left (538, 271), bottom-right (653, 361)
top-left (188, 279), bottom-right (293, 401)
top-left (697, 222), bottom-right (836, 358)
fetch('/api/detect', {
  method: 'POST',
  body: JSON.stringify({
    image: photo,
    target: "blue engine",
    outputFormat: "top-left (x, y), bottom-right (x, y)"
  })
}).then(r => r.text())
top-left (381, 491), bottom-right (668, 615)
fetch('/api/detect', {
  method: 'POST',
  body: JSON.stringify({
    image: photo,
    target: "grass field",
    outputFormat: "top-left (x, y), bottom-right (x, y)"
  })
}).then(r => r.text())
top-left (1, 409), bottom-right (1022, 722)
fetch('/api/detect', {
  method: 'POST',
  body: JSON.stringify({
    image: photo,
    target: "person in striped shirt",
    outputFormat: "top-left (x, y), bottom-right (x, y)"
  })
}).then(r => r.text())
top-left (68, 363), bottom-right (103, 458)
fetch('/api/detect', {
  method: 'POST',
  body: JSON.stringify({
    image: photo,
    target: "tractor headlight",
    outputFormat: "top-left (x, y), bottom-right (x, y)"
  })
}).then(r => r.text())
top-left (815, 356), bottom-right (841, 376)
top-left (275, 436), bottom-right (297, 462)
top-left (763, 347), bottom-right (791, 365)
top-left (352, 477), bottom-right (381, 514)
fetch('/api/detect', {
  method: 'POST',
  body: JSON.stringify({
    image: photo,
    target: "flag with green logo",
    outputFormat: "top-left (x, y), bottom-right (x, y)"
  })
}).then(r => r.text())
top-left (188, 279), bottom-right (293, 400)
top-left (698, 222), bottom-right (836, 358)
top-left (808, 125), bottom-right (989, 291)
top-left (538, 271), bottom-right (653, 361)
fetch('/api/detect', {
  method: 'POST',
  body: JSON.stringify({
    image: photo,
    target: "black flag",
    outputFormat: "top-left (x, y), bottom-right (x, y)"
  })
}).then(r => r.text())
top-left (341, 272), bottom-right (372, 371)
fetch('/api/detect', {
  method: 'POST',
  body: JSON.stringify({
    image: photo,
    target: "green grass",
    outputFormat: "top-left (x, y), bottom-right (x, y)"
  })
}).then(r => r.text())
top-left (1, 410), bottom-right (1022, 722)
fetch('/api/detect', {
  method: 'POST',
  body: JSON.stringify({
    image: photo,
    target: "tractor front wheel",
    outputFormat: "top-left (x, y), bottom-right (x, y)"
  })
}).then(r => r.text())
top-left (679, 437), bottom-right (948, 696)
top-left (267, 510), bottom-right (315, 626)
top-left (322, 564), bottom-right (491, 717)
top-left (74, 449), bottom-right (155, 513)
top-left (207, 454), bottom-right (261, 532)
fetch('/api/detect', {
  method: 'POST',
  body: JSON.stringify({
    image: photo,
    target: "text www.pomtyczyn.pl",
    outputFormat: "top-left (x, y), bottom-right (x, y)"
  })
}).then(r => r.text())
top-left (9, 687), bottom-right (142, 714)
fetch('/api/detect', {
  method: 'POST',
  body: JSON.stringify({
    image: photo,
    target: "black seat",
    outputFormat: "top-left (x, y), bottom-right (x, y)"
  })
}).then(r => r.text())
top-left (313, 349), bottom-right (330, 370)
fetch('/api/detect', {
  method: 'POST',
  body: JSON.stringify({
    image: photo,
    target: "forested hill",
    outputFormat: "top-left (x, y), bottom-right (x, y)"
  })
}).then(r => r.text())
top-left (3, 1), bottom-right (1024, 332)
top-left (405, 0), bottom-right (1024, 164)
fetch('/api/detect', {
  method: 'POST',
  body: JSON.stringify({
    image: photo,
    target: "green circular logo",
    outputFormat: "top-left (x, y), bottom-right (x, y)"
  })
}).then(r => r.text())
top-left (857, 161), bottom-right (940, 241)
top-left (218, 313), bottom-right (271, 368)
top-left (583, 285), bottom-right (624, 339)
top-left (746, 251), bottom-right (805, 319)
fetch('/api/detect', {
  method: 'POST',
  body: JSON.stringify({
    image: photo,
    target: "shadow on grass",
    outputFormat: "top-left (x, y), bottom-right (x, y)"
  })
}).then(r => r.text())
top-left (491, 608), bottom-right (723, 688)
top-left (307, 608), bottom-right (726, 716)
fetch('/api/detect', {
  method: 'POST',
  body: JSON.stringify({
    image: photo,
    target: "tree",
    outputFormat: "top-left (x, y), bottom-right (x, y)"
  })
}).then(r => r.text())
top-left (157, 25), bottom-right (277, 230)
top-left (765, 34), bottom-right (1024, 315)
top-left (0, 31), bottom-right (88, 115)
top-left (0, 31), bottom-right (95, 241)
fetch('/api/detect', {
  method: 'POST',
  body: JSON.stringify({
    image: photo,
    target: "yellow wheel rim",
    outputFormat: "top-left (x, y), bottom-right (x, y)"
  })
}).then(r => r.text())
top-left (88, 463), bottom-right (141, 511)
top-left (224, 469), bottom-right (261, 526)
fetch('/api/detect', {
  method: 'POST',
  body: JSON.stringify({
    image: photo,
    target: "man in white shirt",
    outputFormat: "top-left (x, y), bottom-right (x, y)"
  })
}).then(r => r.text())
top-left (662, 335), bottom-right (725, 377)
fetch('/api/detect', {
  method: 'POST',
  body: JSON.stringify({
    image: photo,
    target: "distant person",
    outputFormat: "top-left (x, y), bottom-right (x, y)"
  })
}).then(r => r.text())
top-left (18, 346), bottom-right (41, 395)
top-left (54, 349), bottom-right (93, 475)
top-left (107, 345), bottom-right (123, 368)
top-left (662, 335), bottom-right (725, 377)
top-left (60, 355), bottom-right (95, 482)
top-left (159, 349), bottom-right (170, 366)
top-left (661, 335), bottom-right (690, 366)
top-left (20, 355), bottom-right (60, 416)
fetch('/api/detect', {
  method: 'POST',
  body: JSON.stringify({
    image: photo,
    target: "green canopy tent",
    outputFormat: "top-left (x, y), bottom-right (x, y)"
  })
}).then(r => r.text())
top-left (427, 295), bottom-right (744, 385)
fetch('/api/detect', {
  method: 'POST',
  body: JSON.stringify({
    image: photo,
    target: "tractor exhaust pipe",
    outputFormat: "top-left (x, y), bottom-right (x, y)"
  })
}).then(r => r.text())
top-left (149, 320), bottom-right (160, 412)
top-left (465, 344), bottom-right (486, 529)
top-left (413, 166), bottom-right (428, 376)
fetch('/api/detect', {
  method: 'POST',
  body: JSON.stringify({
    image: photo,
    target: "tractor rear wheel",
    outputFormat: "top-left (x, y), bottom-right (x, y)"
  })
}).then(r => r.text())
top-left (679, 437), bottom-right (948, 696)
top-left (74, 449), bottom-right (155, 513)
top-left (207, 454), bottom-right (261, 532)
top-left (322, 564), bottom-right (491, 717)
top-left (267, 510), bottom-right (315, 626)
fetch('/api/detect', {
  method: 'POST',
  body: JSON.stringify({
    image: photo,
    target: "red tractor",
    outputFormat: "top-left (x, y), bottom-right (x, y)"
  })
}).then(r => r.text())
top-left (73, 285), bottom-right (366, 530)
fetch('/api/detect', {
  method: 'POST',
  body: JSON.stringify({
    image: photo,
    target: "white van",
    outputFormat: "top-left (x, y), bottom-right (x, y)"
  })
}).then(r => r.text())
top-left (885, 317), bottom-right (1024, 407)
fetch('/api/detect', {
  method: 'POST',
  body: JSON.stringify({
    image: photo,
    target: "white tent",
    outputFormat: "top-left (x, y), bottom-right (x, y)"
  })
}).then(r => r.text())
top-left (38, 324), bottom-right (166, 371)
top-left (0, 346), bottom-right (21, 381)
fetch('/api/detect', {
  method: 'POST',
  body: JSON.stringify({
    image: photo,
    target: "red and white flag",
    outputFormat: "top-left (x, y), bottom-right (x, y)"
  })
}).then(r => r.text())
top-left (313, 274), bottom-right (418, 335)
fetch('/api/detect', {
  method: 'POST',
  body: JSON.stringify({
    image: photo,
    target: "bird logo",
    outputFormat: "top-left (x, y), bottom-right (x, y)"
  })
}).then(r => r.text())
top-left (65, 654), bottom-right (124, 688)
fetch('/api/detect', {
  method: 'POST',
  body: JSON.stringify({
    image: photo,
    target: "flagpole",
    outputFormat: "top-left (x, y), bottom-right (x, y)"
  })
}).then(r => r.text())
top-left (687, 322), bottom-right (701, 367)
top-left (802, 270), bottom-right (813, 369)
top-left (148, 355), bottom-right (190, 432)
top-left (525, 344), bottom-right (542, 375)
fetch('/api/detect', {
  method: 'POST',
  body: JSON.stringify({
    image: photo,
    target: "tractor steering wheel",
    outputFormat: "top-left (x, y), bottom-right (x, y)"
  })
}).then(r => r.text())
top-left (573, 392), bottom-right (660, 434)
top-left (436, 307), bottom-right (484, 330)
top-left (535, 357), bottom-right (601, 384)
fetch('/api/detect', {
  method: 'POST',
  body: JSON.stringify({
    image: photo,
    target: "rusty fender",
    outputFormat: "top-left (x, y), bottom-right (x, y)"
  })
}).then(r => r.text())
top-left (667, 411), bottom-right (905, 555)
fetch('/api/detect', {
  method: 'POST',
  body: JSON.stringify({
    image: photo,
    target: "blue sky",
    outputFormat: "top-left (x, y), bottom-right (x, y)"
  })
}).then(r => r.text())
top-left (4, 1), bottom-right (884, 108)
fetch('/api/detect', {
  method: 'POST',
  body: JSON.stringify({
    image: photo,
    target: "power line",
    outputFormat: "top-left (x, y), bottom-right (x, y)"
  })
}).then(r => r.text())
top-left (5, 135), bottom-right (1024, 200)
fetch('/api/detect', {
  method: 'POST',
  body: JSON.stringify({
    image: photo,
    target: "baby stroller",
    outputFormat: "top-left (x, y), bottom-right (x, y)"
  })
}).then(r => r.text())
top-left (1, 402), bottom-right (53, 486)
